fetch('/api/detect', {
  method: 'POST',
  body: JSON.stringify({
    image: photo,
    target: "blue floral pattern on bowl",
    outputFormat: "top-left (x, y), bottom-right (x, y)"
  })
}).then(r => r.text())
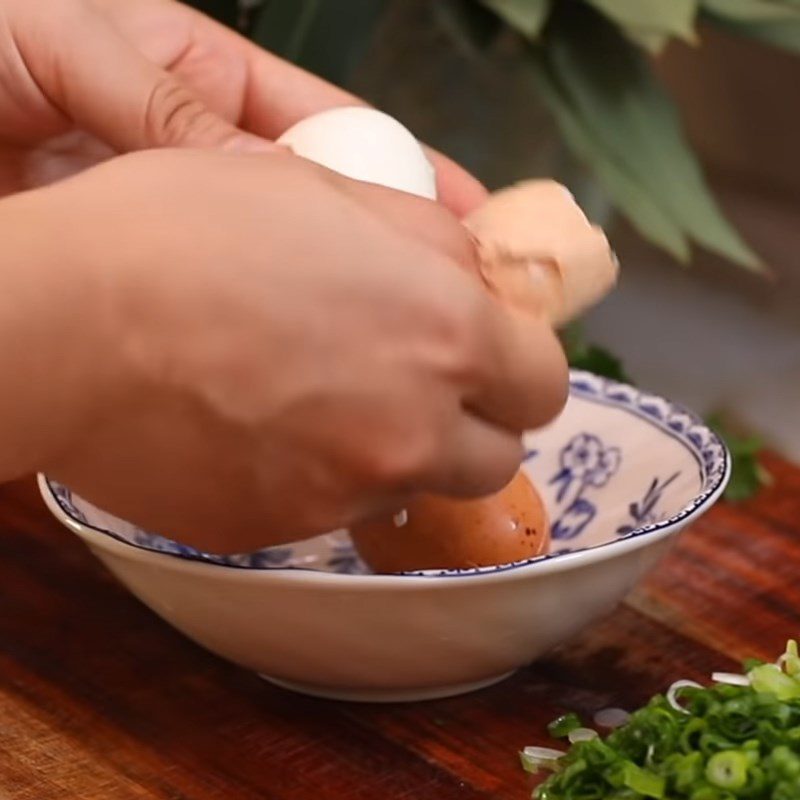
top-left (43, 371), bottom-right (729, 578)
top-left (549, 432), bottom-right (622, 540)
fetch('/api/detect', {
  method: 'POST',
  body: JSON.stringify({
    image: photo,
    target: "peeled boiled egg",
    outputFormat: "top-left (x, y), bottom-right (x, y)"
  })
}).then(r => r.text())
top-left (349, 471), bottom-right (550, 573)
top-left (276, 106), bottom-right (437, 200)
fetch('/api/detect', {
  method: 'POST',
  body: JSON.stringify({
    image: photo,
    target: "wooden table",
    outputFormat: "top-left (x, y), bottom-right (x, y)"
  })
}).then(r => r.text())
top-left (1, 456), bottom-right (798, 799)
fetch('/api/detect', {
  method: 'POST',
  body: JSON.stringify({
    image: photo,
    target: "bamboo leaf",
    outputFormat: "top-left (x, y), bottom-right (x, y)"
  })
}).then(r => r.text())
top-left (584, 0), bottom-right (699, 42)
top-left (542, 9), bottom-right (764, 271)
top-left (253, 0), bottom-right (390, 86)
top-left (479, 0), bottom-right (552, 39)
top-left (531, 58), bottom-right (690, 261)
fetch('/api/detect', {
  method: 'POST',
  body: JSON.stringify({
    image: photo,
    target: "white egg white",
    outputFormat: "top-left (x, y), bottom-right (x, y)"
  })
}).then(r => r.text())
top-left (276, 106), bottom-right (437, 200)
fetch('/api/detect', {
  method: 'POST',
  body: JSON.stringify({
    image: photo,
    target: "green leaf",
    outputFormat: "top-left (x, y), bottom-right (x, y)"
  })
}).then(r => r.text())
top-left (435, 0), bottom-right (504, 55)
top-left (584, 0), bottom-right (699, 42)
top-left (561, 323), bottom-right (633, 383)
top-left (569, 344), bottom-right (632, 384)
top-left (700, 0), bottom-right (800, 21)
top-left (706, 412), bottom-right (772, 502)
top-left (540, 8), bottom-right (764, 271)
top-left (624, 29), bottom-right (672, 54)
top-left (253, 0), bottom-right (390, 86)
top-left (708, 16), bottom-right (800, 53)
top-left (548, 712), bottom-right (583, 738)
top-left (701, 0), bottom-right (800, 53)
top-left (531, 58), bottom-right (691, 262)
top-left (479, 0), bottom-right (552, 39)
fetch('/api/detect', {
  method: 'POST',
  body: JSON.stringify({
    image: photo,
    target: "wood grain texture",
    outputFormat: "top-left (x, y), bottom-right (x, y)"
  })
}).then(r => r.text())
top-left (0, 456), bottom-right (798, 799)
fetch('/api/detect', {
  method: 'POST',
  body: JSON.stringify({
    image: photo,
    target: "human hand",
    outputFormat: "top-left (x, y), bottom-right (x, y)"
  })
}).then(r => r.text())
top-left (27, 149), bottom-right (566, 553)
top-left (0, 0), bottom-right (485, 215)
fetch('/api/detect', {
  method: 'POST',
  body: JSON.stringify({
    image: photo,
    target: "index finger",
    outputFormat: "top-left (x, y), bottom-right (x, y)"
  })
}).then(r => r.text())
top-left (465, 303), bottom-right (569, 433)
top-left (333, 173), bottom-right (480, 273)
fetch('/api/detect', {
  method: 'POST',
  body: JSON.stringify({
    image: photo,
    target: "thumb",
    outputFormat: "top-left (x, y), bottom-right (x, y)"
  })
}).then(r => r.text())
top-left (47, 8), bottom-right (275, 154)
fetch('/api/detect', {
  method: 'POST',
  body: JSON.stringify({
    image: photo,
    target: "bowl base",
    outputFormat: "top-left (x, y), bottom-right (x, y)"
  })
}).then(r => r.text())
top-left (258, 671), bottom-right (516, 703)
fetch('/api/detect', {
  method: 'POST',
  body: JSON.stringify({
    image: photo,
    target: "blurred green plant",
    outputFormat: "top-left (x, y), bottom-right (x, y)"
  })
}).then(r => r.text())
top-left (560, 322), bottom-right (632, 383)
top-left (707, 412), bottom-right (774, 501)
top-left (204, 0), bottom-right (800, 273)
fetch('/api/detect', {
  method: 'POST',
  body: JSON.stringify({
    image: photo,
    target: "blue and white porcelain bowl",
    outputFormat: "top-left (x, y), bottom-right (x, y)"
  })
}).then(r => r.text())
top-left (40, 371), bottom-right (730, 702)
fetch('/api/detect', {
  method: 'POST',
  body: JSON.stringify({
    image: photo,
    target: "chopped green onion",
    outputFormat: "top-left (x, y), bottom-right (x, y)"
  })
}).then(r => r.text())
top-left (749, 664), bottom-right (800, 701)
top-left (521, 746), bottom-right (566, 774)
top-left (548, 713), bottom-right (582, 738)
top-left (593, 707), bottom-right (630, 729)
top-left (529, 640), bottom-right (800, 799)
top-left (712, 672), bottom-right (750, 687)
top-left (777, 640), bottom-right (800, 678)
top-left (706, 750), bottom-right (749, 789)
top-left (667, 680), bottom-right (703, 714)
top-left (608, 760), bottom-right (665, 797)
top-left (670, 751), bottom-right (704, 793)
top-left (567, 727), bottom-right (598, 744)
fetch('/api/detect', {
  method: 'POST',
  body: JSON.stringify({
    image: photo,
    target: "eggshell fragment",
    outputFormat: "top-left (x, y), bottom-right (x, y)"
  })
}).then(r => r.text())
top-left (276, 106), bottom-right (437, 200)
top-left (464, 180), bottom-right (619, 327)
top-left (349, 471), bottom-right (550, 573)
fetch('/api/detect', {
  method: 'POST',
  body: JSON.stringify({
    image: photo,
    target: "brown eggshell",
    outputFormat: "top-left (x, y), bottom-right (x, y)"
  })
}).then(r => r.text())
top-left (464, 179), bottom-right (618, 327)
top-left (349, 471), bottom-right (550, 573)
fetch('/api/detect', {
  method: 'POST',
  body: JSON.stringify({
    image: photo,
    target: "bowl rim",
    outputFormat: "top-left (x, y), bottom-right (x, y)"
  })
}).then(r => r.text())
top-left (39, 370), bottom-right (731, 584)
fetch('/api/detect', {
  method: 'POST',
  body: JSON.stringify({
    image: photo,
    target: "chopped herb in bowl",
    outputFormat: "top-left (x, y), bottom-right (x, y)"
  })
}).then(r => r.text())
top-left (524, 641), bottom-right (800, 799)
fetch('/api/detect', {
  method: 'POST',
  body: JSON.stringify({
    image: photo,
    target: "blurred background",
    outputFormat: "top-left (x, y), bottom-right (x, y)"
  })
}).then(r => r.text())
top-left (193, 0), bottom-right (799, 489)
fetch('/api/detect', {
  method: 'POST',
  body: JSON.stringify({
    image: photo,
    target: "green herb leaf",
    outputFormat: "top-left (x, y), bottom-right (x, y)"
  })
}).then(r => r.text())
top-left (568, 345), bottom-right (630, 384)
top-left (537, 7), bottom-right (764, 271)
top-left (585, 0), bottom-right (699, 45)
top-left (706, 413), bottom-right (772, 502)
top-left (252, 0), bottom-right (389, 86)
top-left (479, 0), bottom-right (551, 39)
top-left (560, 323), bottom-right (633, 384)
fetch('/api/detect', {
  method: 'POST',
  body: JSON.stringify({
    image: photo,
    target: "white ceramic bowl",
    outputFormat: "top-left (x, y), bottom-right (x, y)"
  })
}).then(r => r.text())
top-left (40, 372), bottom-right (729, 702)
